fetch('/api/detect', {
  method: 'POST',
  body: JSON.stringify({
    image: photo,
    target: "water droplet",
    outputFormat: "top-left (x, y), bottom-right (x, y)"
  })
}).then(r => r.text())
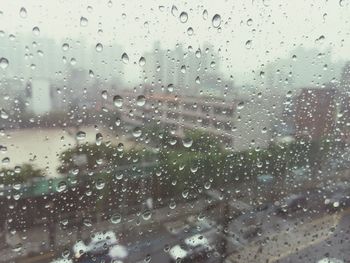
top-left (136, 95), bottom-right (146, 106)
top-left (96, 179), bottom-right (105, 190)
top-left (61, 43), bottom-right (69, 51)
top-left (171, 5), bottom-right (178, 16)
top-left (167, 84), bottom-right (174, 92)
top-left (83, 218), bottom-right (92, 227)
top-left (132, 127), bottom-right (142, 138)
top-left (89, 69), bottom-right (94, 77)
top-left (0, 108), bottom-right (9, 119)
top-left (139, 56), bottom-right (146, 66)
top-left (195, 49), bottom-right (201, 58)
top-left (179, 12), bottom-right (188, 23)
top-left (2, 157), bottom-right (10, 165)
top-left (237, 101), bottom-right (244, 110)
top-left (110, 213), bottom-right (122, 224)
top-left (95, 43), bottom-right (103, 52)
top-left (101, 90), bottom-right (108, 100)
top-left (19, 7), bottom-right (27, 18)
top-left (121, 52), bottom-right (129, 64)
top-left (32, 26), bottom-right (40, 36)
top-left (12, 243), bottom-right (22, 252)
top-left (115, 118), bottom-right (121, 126)
top-left (67, 54), bottom-right (78, 66)
top-left (245, 40), bottom-right (252, 49)
top-left (180, 65), bottom-right (186, 73)
top-left (182, 138), bottom-right (193, 148)
top-left (212, 14), bottom-right (221, 28)
top-left (57, 181), bottom-right (67, 193)
top-left (169, 200), bottom-right (176, 209)
top-left (142, 210), bottom-right (152, 220)
top-left (117, 143), bottom-right (124, 152)
top-left (113, 95), bottom-right (123, 107)
top-left (182, 189), bottom-right (189, 198)
top-left (187, 27), bottom-right (194, 36)
top-left (76, 131), bottom-right (86, 141)
top-left (202, 9), bottom-right (208, 20)
top-left (339, 0), bottom-right (349, 7)
top-left (0, 57), bottom-right (9, 69)
top-left (195, 76), bottom-right (200, 84)
top-left (247, 18), bottom-right (253, 26)
top-left (96, 133), bottom-right (103, 146)
top-left (204, 182), bottom-right (211, 190)
top-left (80, 16), bottom-right (88, 27)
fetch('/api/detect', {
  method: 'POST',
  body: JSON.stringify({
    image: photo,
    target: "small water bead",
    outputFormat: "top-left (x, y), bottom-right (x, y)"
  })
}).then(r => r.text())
top-left (187, 27), bottom-right (194, 36)
top-left (132, 127), bottom-right (142, 138)
top-left (245, 40), bottom-right (252, 49)
top-left (80, 16), bottom-right (88, 27)
top-left (96, 133), bottom-right (103, 146)
top-left (0, 108), bottom-right (9, 119)
top-left (32, 26), bottom-right (40, 36)
top-left (57, 181), bottom-right (67, 193)
top-left (202, 9), bottom-right (208, 20)
top-left (139, 56), bottom-right (146, 66)
top-left (62, 43), bottom-right (69, 51)
top-left (121, 53), bottom-right (129, 64)
top-left (19, 7), bottom-right (27, 18)
top-left (95, 179), bottom-right (105, 190)
top-left (95, 43), bottom-right (103, 52)
top-left (179, 12), bottom-right (188, 23)
top-left (246, 18), bottom-right (253, 26)
top-left (212, 14), bottom-right (221, 28)
top-left (182, 138), bottom-right (193, 148)
top-left (171, 5), bottom-right (178, 16)
top-left (101, 90), bottom-right (108, 100)
top-left (136, 95), bottom-right (146, 106)
top-left (167, 84), bottom-right (174, 92)
top-left (110, 213), bottom-right (122, 224)
top-left (0, 57), bottom-right (9, 69)
top-left (113, 95), bottom-right (123, 107)
top-left (142, 210), bottom-right (152, 220)
top-left (76, 131), bottom-right (86, 141)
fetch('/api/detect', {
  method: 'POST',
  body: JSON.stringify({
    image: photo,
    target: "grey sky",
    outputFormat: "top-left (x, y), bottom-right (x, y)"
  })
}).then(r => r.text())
top-left (1, 0), bottom-right (350, 84)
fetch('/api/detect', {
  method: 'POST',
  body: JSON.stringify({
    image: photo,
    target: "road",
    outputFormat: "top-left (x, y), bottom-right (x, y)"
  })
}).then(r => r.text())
top-left (278, 210), bottom-right (350, 263)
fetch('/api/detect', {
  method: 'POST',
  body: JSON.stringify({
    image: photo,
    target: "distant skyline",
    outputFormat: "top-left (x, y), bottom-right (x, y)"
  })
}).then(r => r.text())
top-left (0, 0), bottom-right (349, 86)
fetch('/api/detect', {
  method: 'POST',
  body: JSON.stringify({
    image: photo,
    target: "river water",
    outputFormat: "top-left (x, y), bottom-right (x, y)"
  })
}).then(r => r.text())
top-left (0, 126), bottom-right (134, 178)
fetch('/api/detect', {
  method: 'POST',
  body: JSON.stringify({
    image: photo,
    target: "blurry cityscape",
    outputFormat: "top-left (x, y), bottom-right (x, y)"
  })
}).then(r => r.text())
top-left (1, 31), bottom-right (350, 263)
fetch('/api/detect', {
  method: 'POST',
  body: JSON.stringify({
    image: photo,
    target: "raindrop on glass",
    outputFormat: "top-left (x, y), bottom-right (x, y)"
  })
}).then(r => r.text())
top-left (95, 43), bottom-right (103, 52)
top-left (136, 95), bottom-right (146, 106)
top-left (212, 14), bottom-right (221, 28)
top-left (132, 127), bottom-right (142, 138)
top-left (76, 131), bottom-right (86, 141)
top-left (113, 95), bottom-right (123, 107)
top-left (19, 7), bottom-right (27, 18)
top-left (32, 26), bottom-right (40, 36)
top-left (171, 5), bottom-right (178, 16)
top-left (142, 210), bottom-right (152, 220)
top-left (110, 213), bottom-right (122, 224)
top-left (202, 9), bottom-right (208, 20)
top-left (0, 58), bottom-right (9, 69)
top-left (179, 12), bottom-right (188, 23)
top-left (139, 56), bottom-right (146, 66)
top-left (80, 16), bottom-right (88, 27)
top-left (101, 90), bottom-right (108, 100)
top-left (121, 52), bottom-right (129, 64)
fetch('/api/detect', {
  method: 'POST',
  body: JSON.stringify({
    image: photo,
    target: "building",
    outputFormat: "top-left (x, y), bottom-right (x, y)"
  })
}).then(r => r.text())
top-left (294, 87), bottom-right (336, 140)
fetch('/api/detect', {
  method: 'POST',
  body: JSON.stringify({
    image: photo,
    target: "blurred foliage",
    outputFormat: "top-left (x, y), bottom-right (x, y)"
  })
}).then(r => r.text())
top-left (0, 163), bottom-right (44, 185)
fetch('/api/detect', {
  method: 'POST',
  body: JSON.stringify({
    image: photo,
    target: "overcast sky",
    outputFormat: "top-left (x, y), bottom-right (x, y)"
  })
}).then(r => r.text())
top-left (1, 0), bottom-right (350, 84)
